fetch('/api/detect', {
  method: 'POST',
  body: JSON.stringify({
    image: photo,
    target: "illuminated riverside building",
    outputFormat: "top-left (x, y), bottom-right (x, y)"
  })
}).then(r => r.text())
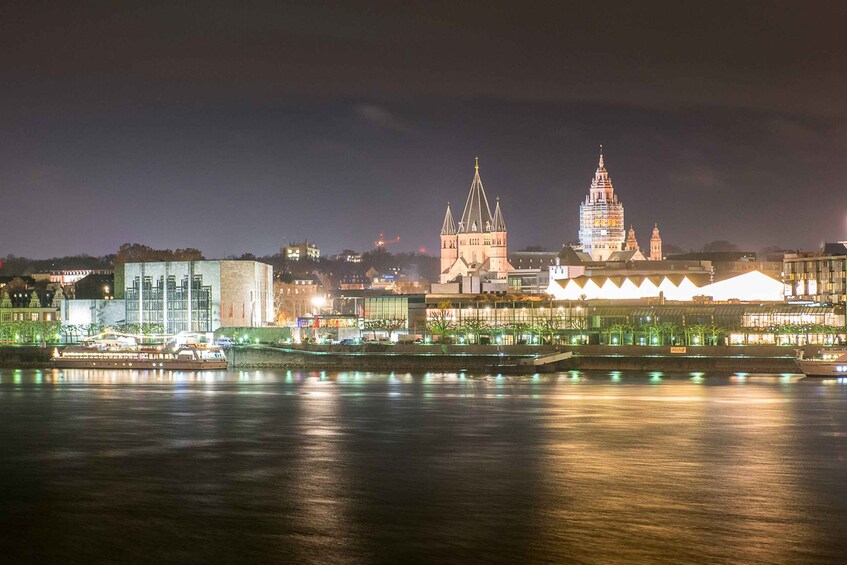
top-left (115, 260), bottom-right (273, 333)
top-left (422, 295), bottom-right (843, 346)
top-left (784, 242), bottom-right (847, 304)
top-left (0, 287), bottom-right (61, 342)
top-left (439, 158), bottom-right (513, 284)
top-left (579, 147), bottom-right (625, 261)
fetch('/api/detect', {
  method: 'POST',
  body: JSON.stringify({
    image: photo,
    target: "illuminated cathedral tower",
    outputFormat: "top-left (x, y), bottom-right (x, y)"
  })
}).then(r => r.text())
top-left (439, 158), bottom-right (513, 283)
top-left (625, 225), bottom-right (639, 252)
top-left (650, 223), bottom-right (663, 261)
top-left (439, 203), bottom-right (458, 275)
top-left (578, 146), bottom-right (625, 261)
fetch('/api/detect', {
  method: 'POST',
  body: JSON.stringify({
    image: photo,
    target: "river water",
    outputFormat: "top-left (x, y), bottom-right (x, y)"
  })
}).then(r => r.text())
top-left (1, 368), bottom-right (846, 564)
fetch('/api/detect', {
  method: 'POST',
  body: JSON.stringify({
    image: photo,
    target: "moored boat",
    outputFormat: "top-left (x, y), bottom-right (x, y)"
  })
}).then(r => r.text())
top-left (795, 347), bottom-right (847, 377)
top-left (52, 332), bottom-right (229, 370)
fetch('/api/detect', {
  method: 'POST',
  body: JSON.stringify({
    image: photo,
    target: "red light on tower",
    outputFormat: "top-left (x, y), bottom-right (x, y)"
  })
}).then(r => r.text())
top-left (418, 247), bottom-right (426, 254)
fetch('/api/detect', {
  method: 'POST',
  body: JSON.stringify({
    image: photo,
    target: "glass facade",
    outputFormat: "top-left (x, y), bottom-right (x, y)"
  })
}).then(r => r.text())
top-left (126, 274), bottom-right (212, 333)
top-left (364, 296), bottom-right (409, 322)
top-left (784, 255), bottom-right (847, 304)
top-left (424, 298), bottom-right (845, 346)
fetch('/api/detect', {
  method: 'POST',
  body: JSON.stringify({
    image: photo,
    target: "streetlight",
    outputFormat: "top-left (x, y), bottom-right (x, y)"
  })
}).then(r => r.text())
top-left (311, 295), bottom-right (326, 314)
top-left (310, 295), bottom-right (327, 343)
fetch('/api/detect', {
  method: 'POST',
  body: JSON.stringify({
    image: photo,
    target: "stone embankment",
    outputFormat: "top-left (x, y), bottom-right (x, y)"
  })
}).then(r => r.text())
top-left (228, 344), bottom-right (809, 374)
top-left (226, 343), bottom-right (541, 372)
top-left (0, 344), bottom-right (811, 373)
top-left (0, 346), bottom-right (54, 368)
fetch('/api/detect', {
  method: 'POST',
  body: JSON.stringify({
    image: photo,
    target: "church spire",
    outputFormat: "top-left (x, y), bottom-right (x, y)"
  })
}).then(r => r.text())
top-left (625, 224), bottom-right (639, 251)
top-left (458, 157), bottom-right (494, 233)
top-left (590, 145), bottom-right (614, 202)
top-left (650, 223), bottom-right (663, 261)
top-left (441, 203), bottom-right (456, 235)
top-left (492, 197), bottom-right (506, 232)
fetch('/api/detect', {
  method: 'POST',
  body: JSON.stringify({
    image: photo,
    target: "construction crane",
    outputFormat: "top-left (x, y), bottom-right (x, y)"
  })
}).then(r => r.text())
top-left (374, 233), bottom-right (401, 249)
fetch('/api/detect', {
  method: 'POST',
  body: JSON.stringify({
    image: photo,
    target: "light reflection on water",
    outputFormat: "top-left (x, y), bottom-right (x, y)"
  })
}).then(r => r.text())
top-left (1, 368), bottom-right (846, 563)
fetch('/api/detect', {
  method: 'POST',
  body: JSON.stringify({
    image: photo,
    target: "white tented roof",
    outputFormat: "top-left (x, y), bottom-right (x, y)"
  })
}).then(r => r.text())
top-left (697, 271), bottom-right (784, 302)
top-left (546, 269), bottom-right (785, 302)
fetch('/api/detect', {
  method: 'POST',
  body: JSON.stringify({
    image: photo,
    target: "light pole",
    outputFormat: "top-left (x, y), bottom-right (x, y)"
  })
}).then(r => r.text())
top-left (310, 295), bottom-right (326, 342)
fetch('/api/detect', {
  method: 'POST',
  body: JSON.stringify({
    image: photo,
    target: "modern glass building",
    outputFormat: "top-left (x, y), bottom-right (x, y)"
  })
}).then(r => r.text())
top-left (424, 295), bottom-right (844, 346)
top-left (784, 243), bottom-right (847, 305)
top-left (116, 260), bottom-right (273, 333)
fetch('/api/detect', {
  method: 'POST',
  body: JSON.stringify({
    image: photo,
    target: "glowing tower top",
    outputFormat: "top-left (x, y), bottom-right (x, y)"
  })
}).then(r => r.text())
top-left (578, 146), bottom-right (626, 261)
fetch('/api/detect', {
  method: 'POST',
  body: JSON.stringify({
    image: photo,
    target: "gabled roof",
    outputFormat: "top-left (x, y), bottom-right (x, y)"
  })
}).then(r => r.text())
top-left (442, 256), bottom-right (470, 275)
top-left (607, 250), bottom-right (646, 262)
top-left (823, 242), bottom-right (847, 256)
top-left (556, 246), bottom-right (592, 265)
top-left (698, 271), bottom-right (784, 301)
top-left (458, 158), bottom-right (494, 233)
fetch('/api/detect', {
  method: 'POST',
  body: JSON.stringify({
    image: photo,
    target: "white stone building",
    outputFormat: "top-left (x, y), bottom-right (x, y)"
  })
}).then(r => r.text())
top-left (117, 260), bottom-right (273, 333)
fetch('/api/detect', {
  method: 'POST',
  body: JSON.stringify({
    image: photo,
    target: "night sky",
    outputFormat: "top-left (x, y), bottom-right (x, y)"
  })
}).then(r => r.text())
top-left (2, 1), bottom-right (846, 259)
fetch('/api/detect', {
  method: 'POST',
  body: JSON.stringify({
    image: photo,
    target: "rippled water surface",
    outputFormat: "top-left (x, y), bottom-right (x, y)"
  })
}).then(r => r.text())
top-left (2, 368), bottom-right (847, 564)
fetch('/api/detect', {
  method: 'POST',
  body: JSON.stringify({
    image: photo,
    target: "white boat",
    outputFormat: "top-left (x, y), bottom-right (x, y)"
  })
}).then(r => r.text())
top-left (52, 332), bottom-right (229, 370)
top-left (795, 347), bottom-right (847, 377)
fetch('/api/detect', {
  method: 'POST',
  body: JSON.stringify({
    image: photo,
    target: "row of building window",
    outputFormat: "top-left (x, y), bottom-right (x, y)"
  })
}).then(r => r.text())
top-left (0, 312), bottom-right (53, 322)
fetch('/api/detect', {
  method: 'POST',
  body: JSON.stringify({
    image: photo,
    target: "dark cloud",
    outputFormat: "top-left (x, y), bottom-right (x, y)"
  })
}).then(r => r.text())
top-left (1, 1), bottom-right (846, 257)
top-left (355, 104), bottom-right (416, 134)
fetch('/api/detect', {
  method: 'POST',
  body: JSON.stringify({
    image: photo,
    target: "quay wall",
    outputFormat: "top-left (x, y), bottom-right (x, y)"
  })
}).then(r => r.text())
top-left (0, 346), bottom-right (54, 368)
top-left (227, 346), bottom-right (515, 371)
top-left (229, 344), bottom-right (808, 374)
top-left (0, 344), bottom-right (809, 373)
top-left (569, 355), bottom-right (797, 373)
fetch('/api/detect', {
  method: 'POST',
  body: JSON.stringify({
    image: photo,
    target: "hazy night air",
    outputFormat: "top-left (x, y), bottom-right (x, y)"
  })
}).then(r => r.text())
top-left (2, 1), bottom-right (846, 258)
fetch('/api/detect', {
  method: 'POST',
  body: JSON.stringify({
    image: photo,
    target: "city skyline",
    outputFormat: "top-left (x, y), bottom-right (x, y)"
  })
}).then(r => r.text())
top-left (2, 2), bottom-right (846, 258)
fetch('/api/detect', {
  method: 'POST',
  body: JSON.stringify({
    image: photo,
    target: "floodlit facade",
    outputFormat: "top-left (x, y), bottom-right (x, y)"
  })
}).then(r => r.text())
top-left (117, 260), bottom-right (273, 333)
top-left (273, 276), bottom-right (324, 323)
top-left (422, 296), bottom-right (843, 346)
top-left (784, 242), bottom-right (847, 304)
top-left (0, 287), bottom-right (61, 343)
top-left (625, 226), bottom-right (639, 252)
top-left (649, 224), bottom-right (663, 261)
top-left (283, 240), bottom-right (320, 261)
top-left (60, 299), bottom-right (126, 329)
top-left (48, 269), bottom-right (112, 285)
top-left (579, 147), bottom-right (625, 261)
top-left (439, 158), bottom-right (513, 283)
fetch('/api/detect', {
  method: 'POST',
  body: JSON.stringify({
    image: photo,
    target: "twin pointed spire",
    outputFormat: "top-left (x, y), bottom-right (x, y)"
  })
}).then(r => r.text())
top-left (442, 157), bottom-right (506, 235)
top-left (458, 157), bottom-right (496, 233)
top-left (441, 202), bottom-right (456, 235)
top-left (492, 196), bottom-right (506, 231)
